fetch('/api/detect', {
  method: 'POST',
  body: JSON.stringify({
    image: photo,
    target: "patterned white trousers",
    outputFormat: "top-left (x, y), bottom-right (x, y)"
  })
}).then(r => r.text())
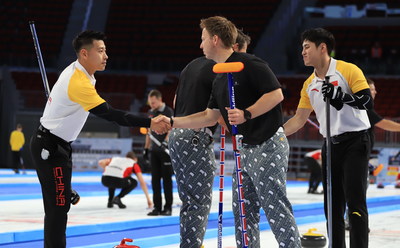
top-left (232, 129), bottom-right (301, 248)
top-left (169, 128), bottom-right (217, 248)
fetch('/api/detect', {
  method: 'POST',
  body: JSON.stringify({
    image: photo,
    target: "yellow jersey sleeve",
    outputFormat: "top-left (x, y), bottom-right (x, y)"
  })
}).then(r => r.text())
top-left (68, 69), bottom-right (106, 111)
top-left (337, 60), bottom-right (369, 93)
top-left (298, 76), bottom-right (313, 110)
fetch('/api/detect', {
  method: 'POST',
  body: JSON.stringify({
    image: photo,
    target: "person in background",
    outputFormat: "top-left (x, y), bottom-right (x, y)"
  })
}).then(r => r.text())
top-left (99, 151), bottom-right (153, 209)
top-left (145, 89), bottom-right (174, 216)
top-left (366, 78), bottom-right (400, 145)
top-left (233, 28), bottom-right (251, 53)
top-left (9, 123), bottom-right (25, 174)
top-left (303, 149), bottom-right (322, 194)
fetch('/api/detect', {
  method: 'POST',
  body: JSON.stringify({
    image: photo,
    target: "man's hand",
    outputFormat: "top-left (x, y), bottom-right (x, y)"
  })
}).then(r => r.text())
top-left (322, 83), bottom-right (343, 100)
top-left (147, 199), bottom-right (154, 209)
top-left (226, 107), bottom-right (246, 125)
top-left (150, 115), bottom-right (171, 134)
top-left (322, 83), bottom-right (344, 110)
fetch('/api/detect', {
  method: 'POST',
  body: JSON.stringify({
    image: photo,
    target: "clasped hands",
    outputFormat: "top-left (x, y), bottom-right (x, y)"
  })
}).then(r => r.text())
top-left (150, 115), bottom-right (172, 134)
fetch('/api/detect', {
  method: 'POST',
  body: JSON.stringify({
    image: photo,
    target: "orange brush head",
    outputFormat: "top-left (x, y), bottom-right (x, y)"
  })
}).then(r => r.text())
top-left (213, 62), bottom-right (244, 73)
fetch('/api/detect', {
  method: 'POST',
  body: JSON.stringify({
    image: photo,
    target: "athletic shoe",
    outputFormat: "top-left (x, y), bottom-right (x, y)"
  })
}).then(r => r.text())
top-left (107, 202), bottom-right (113, 208)
top-left (112, 196), bottom-right (126, 209)
top-left (161, 209), bottom-right (172, 216)
top-left (147, 209), bottom-right (161, 216)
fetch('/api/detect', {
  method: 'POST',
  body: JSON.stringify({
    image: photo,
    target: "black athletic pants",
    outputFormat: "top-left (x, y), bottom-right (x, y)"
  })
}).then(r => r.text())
top-left (322, 131), bottom-right (370, 248)
top-left (101, 176), bottom-right (138, 202)
top-left (150, 149), bottom-right (173, 211)
top-left (30, 127), bottom-right (72, 248)
top-left (11, 151), bottom-right (22, 172)
top-left (304, 157), bottom-right (322, 193)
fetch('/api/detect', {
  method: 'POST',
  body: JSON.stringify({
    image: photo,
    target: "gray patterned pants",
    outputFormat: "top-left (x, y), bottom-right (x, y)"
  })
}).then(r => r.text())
top-left (232, 129), bottom-right (301, 247)
top-left (168, 128), bottom-right (217, 248)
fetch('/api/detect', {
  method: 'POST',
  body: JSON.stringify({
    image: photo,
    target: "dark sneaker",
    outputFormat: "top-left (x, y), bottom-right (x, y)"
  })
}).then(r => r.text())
top-left (107, 202), bottom-right (113, 208)
top-left (161, 209), bottom-right (172, 216)
top-left (147, 209), bottom-right (161, 216)
top-left (112, 196), bottom-right (126, 209)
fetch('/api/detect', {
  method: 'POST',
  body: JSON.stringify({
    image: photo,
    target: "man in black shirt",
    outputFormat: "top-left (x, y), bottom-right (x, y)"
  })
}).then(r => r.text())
top-left (168, 56), bottom-right (218, 247)
top-left (168, 16), bottom-right (301, 248)
top-left (145, 90), bottom-right (174, 216)
top-left (366, 78), bottom-right (400, 148)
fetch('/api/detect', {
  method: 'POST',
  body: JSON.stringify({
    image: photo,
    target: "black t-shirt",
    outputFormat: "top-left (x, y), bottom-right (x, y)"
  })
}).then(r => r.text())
top-left (208, 52), bottom-right (283, 145)
top-left (367, 108), bottom-right (383, 149)
top-left (174, 56), bottom-right (218, 133)
top-left (148, 104), bottom-right (174, 151)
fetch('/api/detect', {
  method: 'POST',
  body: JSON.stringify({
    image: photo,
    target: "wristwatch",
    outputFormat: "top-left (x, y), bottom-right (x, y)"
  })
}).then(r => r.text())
top-left (243, 109), bottom-right (252, 121)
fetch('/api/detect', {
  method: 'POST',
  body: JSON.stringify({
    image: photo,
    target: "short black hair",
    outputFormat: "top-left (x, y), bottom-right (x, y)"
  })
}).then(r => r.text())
top-left (72, 30), bottom-right (106, 54)
top-left (301, 28), bottom-right (335, 55)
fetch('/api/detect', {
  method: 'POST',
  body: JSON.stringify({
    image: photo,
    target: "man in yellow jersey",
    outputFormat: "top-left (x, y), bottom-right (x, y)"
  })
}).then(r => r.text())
top-left (284, 28), bottom-right (373, 248)
top-left (9, 123), bottom-right (25, 174)
top-left (29, 30), bottom-right (169, 248)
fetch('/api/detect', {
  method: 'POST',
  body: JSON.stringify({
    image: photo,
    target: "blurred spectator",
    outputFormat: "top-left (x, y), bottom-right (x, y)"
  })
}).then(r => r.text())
top-left (9, 124), bottom-right (25, 174)
top-left (370, 41), bottom-right (383, 73)
top-left (303, 149), bottom-right (323, 194)
top-left (370, 41), bottom-right (383, 60)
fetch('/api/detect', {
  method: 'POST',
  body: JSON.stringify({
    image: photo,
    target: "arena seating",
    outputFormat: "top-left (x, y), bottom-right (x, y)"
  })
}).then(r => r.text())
top-left (321, 25), bottom-right (400, 75)
top-left (104, 0), bottom-right (280, 71)
top-left (0, 0), bottom-right (72, 67)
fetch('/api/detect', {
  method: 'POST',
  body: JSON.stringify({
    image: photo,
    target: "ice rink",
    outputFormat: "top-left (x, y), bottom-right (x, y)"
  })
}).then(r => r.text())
top-left (1, 169), bottom-right (399, 248)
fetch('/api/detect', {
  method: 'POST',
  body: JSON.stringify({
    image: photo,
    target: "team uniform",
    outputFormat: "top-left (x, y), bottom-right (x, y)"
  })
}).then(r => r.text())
top-left (30, 60), bottom-right (151, 248)
top-left (168, 57), bottom-right (217, 247)
top-left (208, 52), bottom-right (300, 248)
top-left (299, 58), bottom-right (371, 247)
top-left (101, 157), bottom-right (141, 204)
top-left (9, 129), bottom-right (25, 173)
top-left (147, 104), bottom-right (174, 213)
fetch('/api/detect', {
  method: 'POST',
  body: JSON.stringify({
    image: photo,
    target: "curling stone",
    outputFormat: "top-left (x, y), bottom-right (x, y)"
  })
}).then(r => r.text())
top-left (395, 182), bottom-right (400, 189)
top-left (301, 228), bottom-right (327, 248)
top-left (113, 238), bottom-right (140, 248)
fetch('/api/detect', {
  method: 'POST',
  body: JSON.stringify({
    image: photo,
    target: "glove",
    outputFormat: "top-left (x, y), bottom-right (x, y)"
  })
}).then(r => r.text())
top-left (322, 83), bottom-right (344, 110)
top-left (143, 148), bottom-right (149, 160)
top-left (71, 188), bottom-right (80, 205)
top-left (321, 83), bottom-right (344, 100)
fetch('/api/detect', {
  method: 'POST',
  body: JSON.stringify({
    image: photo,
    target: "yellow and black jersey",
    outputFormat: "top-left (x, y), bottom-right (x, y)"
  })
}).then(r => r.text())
top-left (298, 58), bottom-right (370, 137)
top-left (41, 60), bottom-right (105, 142)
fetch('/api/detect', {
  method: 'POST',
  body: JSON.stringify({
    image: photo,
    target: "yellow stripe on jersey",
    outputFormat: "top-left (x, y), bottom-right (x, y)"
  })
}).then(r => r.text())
top-left (336, 60), bottom-right (369, 94)
top-left (298, 75), bottom-right (314, 110)
top-left (68, 69), bottom-right (105, 111)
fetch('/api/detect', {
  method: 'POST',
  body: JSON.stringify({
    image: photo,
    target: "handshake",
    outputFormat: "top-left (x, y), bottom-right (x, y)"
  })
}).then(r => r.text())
top-left (149, 115), bottom-right (172, 134)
